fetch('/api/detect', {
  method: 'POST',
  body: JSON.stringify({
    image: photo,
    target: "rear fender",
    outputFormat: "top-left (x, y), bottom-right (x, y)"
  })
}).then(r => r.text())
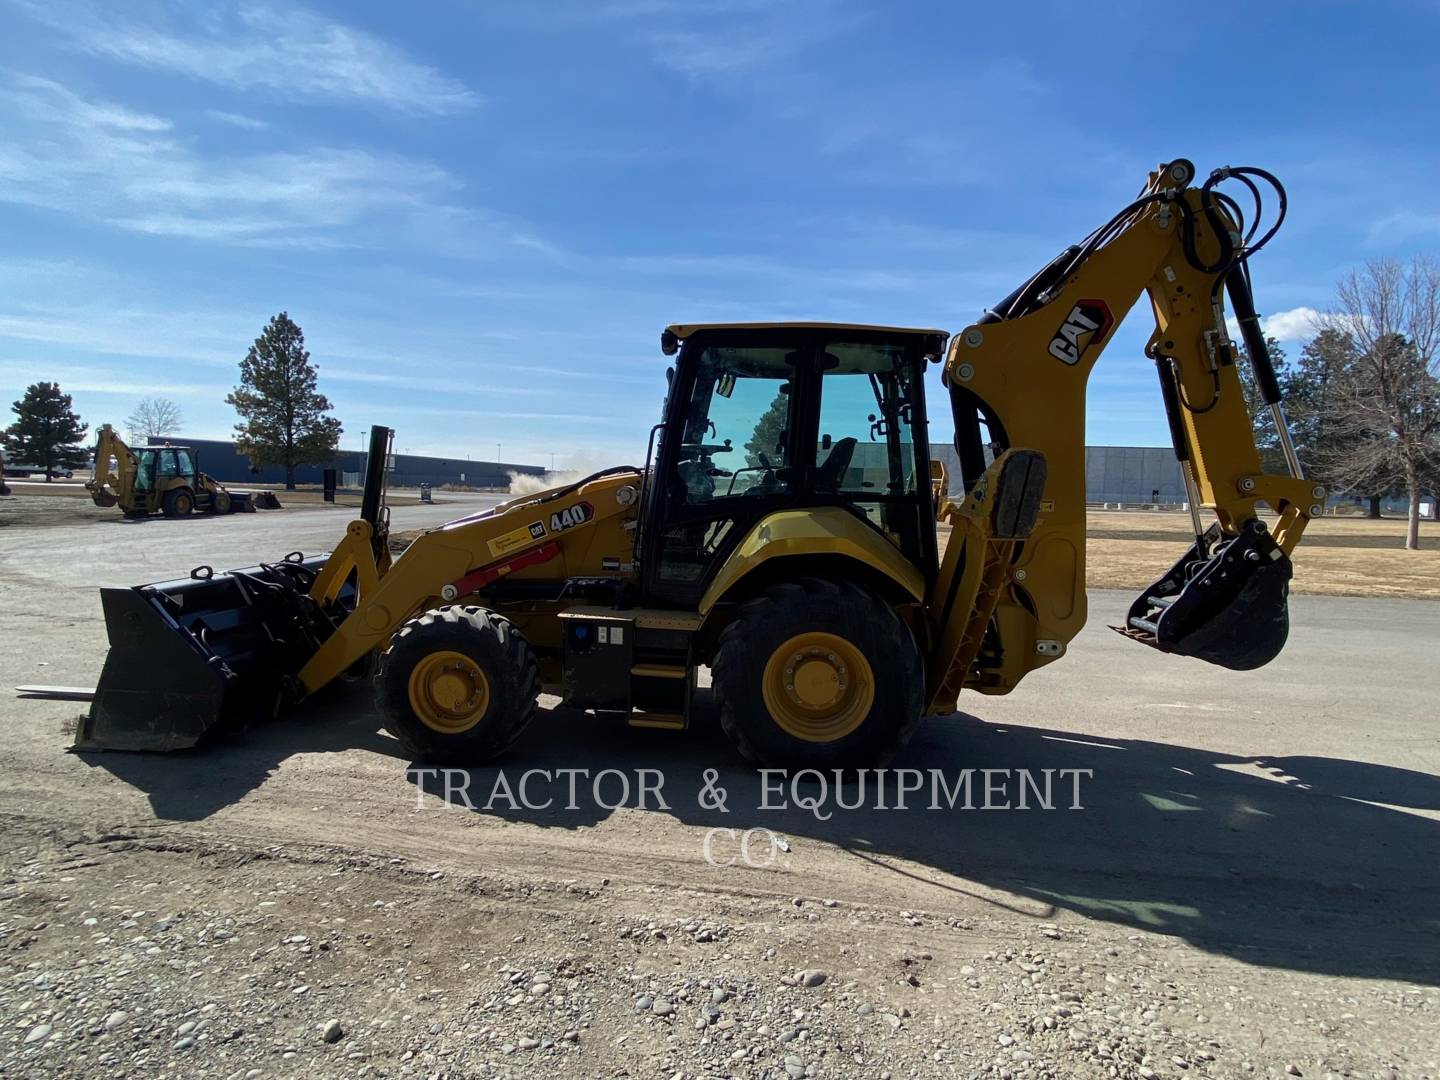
top-left (697, 508), bottom-right (925, 618)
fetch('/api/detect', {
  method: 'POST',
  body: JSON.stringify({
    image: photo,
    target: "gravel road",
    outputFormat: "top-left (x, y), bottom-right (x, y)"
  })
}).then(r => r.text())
top-left (1, 496), bottom-right (1436, 1078)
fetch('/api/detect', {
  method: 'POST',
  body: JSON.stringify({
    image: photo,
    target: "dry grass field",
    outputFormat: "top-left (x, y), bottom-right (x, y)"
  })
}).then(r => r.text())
top-left (1083, 509), bottom-right (1439, 599)
top-left (934, 510), bottom-right (1439, 600)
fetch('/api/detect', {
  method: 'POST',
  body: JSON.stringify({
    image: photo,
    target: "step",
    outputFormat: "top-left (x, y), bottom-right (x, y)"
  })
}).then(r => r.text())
top-left (627, 712), bottom-right (686, 731)
top-left (631, 663), bottom-right (688, 680)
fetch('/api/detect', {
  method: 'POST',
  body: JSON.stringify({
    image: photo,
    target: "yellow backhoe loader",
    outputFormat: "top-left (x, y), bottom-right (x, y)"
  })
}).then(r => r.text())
top-left (72, 159), bottom-right (1321, 766)
top-left (86, 424), bottom-right (281, 518)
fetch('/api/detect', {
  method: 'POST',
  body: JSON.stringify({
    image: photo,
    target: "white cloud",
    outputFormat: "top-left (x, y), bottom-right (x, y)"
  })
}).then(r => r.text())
top-left (1226, 305), bottom-right (1323, 343)
top-left (13, 1), bottom-right (478, 115)
top-left (1368, 211), bottom-right (1440, 244)
top-left (205, 109), bottom-right (270, 130)
top-left (0, 76), bottom-right (532, 252)
top-left (1262, 306), bottom-right (1323, 342)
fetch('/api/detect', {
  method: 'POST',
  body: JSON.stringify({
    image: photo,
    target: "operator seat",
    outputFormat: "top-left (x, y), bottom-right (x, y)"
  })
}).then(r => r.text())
top-left (813, 437), bottom-right (857, 492)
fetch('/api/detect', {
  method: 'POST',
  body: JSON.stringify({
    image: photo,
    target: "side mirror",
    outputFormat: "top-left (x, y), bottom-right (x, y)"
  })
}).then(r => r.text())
top-left (661, 329), bottom-right (679, 356)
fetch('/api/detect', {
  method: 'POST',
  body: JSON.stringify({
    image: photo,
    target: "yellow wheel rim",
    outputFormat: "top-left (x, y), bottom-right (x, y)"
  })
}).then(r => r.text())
top-left (407, 650), bottom-right (491, 734)
top-left (761, 631), bottom-right (874, 743)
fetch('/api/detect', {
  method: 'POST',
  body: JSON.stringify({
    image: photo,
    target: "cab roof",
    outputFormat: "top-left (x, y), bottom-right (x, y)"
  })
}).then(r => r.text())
top-left (665, 321), bottom-right (948, 339)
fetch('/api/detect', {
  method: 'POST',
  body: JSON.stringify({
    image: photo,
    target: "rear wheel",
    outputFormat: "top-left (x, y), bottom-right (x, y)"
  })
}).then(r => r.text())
top-left (376, 606), bottom-right (539, 764)
top-left (162, 488), bottom-right (194, 517)
top-left (711, 578), bottom-right (924, 769)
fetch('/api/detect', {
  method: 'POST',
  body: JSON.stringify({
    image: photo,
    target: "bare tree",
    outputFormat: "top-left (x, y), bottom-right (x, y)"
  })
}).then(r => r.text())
top-left (125, 397), bottom-right (184, 442)
top-left (1324, 257), bottom-right (1440, 549)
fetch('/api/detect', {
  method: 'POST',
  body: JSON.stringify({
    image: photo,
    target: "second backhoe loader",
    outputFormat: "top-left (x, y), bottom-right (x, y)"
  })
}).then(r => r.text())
top-left (72, 158), bottom-right (1320, 767)
top-left (86, 424), bottom-right (281, 518)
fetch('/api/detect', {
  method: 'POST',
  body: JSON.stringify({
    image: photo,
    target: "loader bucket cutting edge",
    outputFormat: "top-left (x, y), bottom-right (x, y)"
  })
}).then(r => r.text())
top-left (74, 555), bottom-right (337, 753)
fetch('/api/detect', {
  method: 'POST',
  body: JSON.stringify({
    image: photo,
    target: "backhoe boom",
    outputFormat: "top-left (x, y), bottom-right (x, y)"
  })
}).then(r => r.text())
top-left (926, 159), bottom-right (1316, 712)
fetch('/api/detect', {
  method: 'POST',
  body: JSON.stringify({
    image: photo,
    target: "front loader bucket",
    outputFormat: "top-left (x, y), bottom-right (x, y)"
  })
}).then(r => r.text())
top-left (250, 491), bottom-right (282, 510)
top-left (74, 555), bottom-right (336, 752)
top-left (1117, 519), bottom-right (1292, 671)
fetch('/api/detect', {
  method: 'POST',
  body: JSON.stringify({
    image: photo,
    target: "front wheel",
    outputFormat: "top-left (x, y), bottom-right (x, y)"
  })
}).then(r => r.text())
top-left (375, 606), bottom-right (539, 764)
top-left (162, 488), bottom-right (194, 517)
top-left (711, 578), bottom-right (923, 769)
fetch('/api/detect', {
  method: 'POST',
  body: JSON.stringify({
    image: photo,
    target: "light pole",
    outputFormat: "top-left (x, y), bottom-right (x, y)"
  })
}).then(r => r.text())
top-left (495, 443), bottom-right (501, 463)
top-left (550, 451), bottom-right (556, 471)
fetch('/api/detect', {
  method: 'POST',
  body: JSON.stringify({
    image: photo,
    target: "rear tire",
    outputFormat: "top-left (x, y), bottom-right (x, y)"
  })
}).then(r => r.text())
top-left (376, 606), bottom-right (540, 764)
top-left (711, 578), bottom-right (923, 770)
top-left (162, 488), bottom-right (194, 517)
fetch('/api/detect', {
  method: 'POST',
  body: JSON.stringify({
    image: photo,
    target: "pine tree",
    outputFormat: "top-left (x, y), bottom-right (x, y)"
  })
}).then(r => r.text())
top-left (226, 313), bottom-right (343, 489)
top-left (744, 390), bottom-right (788, 468)
top-left (3, 382), bottom-right (89, 481)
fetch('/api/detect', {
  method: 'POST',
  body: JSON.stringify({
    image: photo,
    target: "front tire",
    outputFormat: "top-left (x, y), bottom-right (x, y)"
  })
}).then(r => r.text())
top-left (210, 490), bottom-right (232, 514)
top-left (162, 488), bottom-right (194, 517)
top-left (711, 578), bottom-right (924, 769)
top-left (376, 606), bottom-right (539, 764)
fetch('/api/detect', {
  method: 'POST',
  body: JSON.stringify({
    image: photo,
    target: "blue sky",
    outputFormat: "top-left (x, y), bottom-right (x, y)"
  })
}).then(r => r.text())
top-left (2, 0), bottom-right (1437, 468)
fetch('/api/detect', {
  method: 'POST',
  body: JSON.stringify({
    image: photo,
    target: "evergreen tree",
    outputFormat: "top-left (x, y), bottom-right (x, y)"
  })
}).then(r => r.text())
top-left (3, 382), bottom-right (88, 481)
top-left (1234, 334), bottom-right (1290, 473)
top-left (226, 312), bottom-right (343, 489)
top-left (744, 390), bottom-right (788, 468)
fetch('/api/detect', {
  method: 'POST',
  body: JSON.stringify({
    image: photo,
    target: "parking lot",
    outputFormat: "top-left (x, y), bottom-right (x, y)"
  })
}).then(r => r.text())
top-left (1, 497), bottom-right (1437, 1078)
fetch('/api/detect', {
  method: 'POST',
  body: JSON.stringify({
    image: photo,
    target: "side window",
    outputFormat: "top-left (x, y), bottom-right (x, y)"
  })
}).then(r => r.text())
top-left (815, 342), bottom-right (920, 502)
top-left (157, 450), bottom-right (179, 477)
top-left (174, 449), bottom-right (195, 476)
top-left (676, 346), bottom-right (796, 505)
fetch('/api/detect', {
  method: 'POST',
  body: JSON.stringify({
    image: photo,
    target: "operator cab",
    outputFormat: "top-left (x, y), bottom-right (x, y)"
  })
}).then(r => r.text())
top-left (134, 445), bottom-right (198, 493)
top-left (641, 322), bottom-right (947, 607)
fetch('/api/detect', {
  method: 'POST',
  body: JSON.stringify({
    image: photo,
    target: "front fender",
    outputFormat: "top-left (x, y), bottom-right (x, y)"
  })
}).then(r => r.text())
top-left (697, 508), bottom-right (925, 616)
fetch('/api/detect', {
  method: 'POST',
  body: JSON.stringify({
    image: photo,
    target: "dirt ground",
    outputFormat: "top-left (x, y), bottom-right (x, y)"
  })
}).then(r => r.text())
top-left (0, 486), bottom-right (431, 530)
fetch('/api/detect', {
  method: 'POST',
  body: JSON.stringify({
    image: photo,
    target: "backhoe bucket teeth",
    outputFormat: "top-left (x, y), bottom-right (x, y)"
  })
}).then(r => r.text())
top-left (1117, 519), bottom-right (1292, 671)
top-left (74, 556), bottom-right (335, 752)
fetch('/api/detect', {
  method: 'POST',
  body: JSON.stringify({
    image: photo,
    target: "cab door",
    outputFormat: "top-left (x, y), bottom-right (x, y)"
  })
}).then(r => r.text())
top-left (640, 332), bottom-right (810, 608)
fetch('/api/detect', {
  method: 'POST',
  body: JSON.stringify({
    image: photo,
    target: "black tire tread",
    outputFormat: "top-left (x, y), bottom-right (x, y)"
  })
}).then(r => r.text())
top-left (376, 605), bottom-right (540, 764)
top-left (711, 577), bottom-right (924, 769)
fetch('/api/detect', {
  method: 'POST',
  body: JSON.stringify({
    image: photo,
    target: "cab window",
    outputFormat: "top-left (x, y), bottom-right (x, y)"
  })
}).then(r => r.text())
top-left (675, 346), bottom-right (797, 505)
top-left (815, 341), bottom-right (921, 520)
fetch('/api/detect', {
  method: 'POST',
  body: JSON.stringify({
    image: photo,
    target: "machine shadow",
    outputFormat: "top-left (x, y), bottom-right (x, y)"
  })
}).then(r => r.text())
top-left (415, 694), bottom-right (1440, 987)
top-left (74, 684), bottom-right (411, 821)
top-left (79, 685), bottom-right (1440, 986)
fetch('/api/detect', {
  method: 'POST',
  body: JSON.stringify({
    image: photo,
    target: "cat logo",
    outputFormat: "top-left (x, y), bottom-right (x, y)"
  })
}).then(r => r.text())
top-left (1047, 300), bottom-right (1114, 366)
top-left (527, 521), bottom-right (546, 540)
top-left (549, 501), bottom-right (593, 532)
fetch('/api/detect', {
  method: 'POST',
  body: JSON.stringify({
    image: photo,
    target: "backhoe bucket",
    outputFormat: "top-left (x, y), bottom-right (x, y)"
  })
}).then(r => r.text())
top-left (1117, 519), bottom-right (1292, 671)
top-left (74, 556), bottom-right (335, 752)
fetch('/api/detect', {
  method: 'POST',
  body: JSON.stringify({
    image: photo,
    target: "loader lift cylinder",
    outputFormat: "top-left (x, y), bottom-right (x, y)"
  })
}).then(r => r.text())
top-left (361, 425), bottom-right (392, 528)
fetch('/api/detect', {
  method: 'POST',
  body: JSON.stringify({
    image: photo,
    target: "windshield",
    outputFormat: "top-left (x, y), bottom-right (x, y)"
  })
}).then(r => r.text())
top-left (676, 345), bottom-right (797, 505)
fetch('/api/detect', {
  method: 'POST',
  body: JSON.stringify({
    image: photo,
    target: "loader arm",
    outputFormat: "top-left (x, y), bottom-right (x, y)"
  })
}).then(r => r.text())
top-left (926, 159), bottom-right (1318, 713)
